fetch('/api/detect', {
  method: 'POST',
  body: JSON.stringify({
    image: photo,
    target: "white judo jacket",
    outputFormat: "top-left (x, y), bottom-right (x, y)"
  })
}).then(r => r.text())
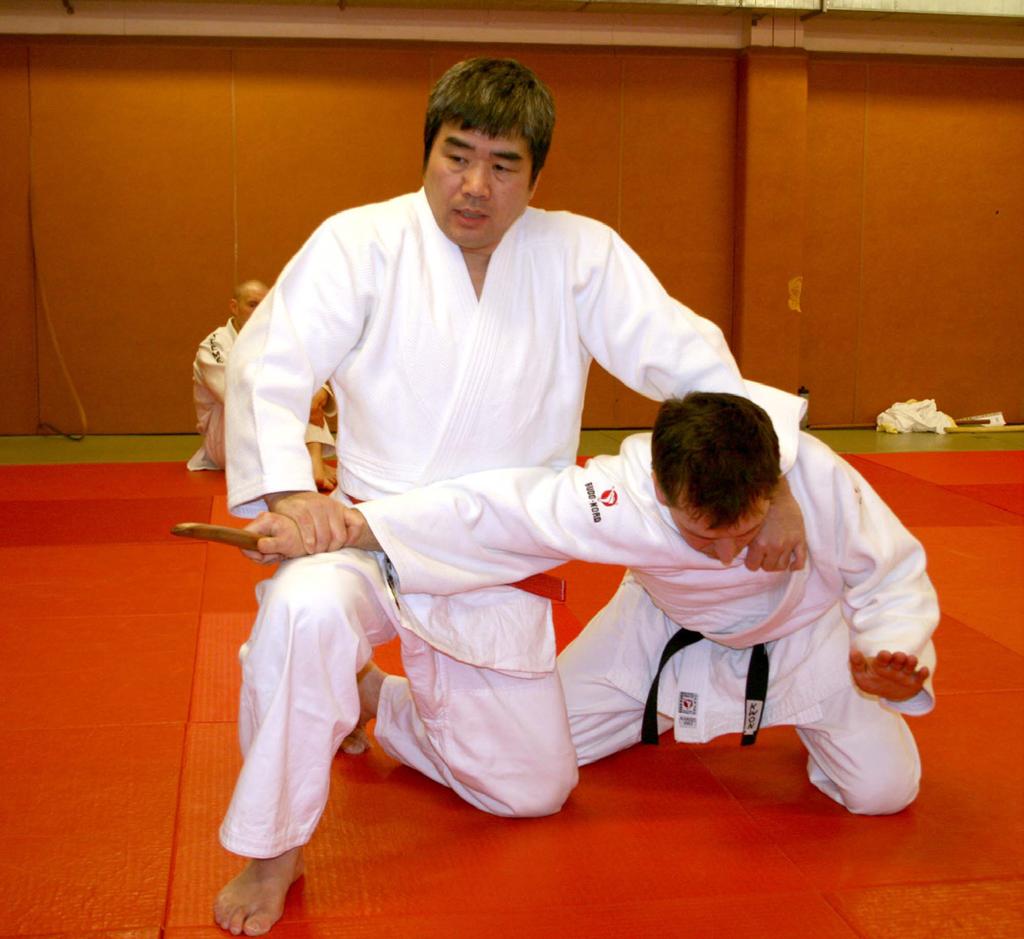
top-left (225, 190), bottom-right (800, 674)
top-left (359, 428), bottom-right (939, 736)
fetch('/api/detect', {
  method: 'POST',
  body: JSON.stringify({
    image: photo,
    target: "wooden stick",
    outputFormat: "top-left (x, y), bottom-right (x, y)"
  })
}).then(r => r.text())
top-left (171, 522), bottom-right (262, 550)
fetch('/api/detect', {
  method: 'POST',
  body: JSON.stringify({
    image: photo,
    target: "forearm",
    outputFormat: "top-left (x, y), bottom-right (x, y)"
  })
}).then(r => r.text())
top-left (356, 470), bottom-right (583, 595)
top-left (588, 293), bottom-right (746, 405)
top-left (265, 490), bottom-right (307, 511)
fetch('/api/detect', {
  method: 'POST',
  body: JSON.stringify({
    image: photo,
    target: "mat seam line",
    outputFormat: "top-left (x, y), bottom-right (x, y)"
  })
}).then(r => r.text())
top-left (159, 538), bottom-right (212, 933)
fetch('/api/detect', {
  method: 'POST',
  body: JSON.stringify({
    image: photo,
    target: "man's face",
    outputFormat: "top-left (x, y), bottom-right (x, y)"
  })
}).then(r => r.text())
top-left (654, 478), bottom-right (769, 566)
top-left (423, 121), bottom-right (537, 260)
top-left (230, 283), bottom-right (267, 329)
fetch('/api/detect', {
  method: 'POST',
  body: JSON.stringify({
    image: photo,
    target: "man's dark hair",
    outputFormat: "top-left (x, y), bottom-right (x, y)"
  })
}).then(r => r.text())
top-left (423, 58), bottom-right (555, 185)
top-left (651, 392), bottom-right (781, 529)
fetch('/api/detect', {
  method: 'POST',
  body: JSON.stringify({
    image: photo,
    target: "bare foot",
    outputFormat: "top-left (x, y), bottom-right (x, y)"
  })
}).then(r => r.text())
top-left (214, 846), bottom-right (304, 936)
top-left (338, 662), bottom-right (388, 756)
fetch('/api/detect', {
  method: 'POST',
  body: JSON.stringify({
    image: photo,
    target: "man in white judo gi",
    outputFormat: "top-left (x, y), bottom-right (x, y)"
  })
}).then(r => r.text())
top-left (295, 387), bottom-right (935, 816)
top-left (216, 58), bottom-right (810, 935)
top-left (188, 279), bottom-right (337, 491)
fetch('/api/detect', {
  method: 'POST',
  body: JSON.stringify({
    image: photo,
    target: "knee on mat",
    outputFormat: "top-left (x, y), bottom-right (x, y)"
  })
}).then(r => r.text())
top-left (842, 762), bottom-right (920, 816)
top-left (484, 765), bottom-right (578, 819)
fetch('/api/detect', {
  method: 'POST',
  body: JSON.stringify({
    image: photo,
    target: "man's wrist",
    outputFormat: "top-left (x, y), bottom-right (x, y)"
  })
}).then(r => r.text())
top-left (772, 476), bottom-right (793, 502)
top-left (350, 509), bottom-right (382, 552)
top-left (265, 490), bottom-right (304, 511)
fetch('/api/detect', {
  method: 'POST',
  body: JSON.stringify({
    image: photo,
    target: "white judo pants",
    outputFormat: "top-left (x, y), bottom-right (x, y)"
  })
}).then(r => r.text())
top-left (559, 593), bottom-right (921, 817)
top-left (219, 550), bottom-right (577, 859)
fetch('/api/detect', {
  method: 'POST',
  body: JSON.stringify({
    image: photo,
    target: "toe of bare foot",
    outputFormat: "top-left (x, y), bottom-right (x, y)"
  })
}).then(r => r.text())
top-left (214, 887), bottom-right (279, 937)
top-left (340, 725), bottom-right (371, 754)
top-left (214, 849), bottom-right (303, 936)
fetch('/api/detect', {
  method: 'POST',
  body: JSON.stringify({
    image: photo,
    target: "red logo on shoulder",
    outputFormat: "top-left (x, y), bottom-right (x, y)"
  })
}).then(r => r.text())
top-left (600, 488), bottom-right (618, 507)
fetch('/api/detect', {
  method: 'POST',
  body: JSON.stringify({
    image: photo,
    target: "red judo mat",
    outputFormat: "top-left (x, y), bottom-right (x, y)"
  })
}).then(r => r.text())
top-left (0, 452), bottom-right (1021, 938)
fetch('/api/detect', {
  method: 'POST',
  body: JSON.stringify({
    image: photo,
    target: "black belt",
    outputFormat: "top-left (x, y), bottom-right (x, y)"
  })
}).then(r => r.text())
top-left (641, 626), bottom-right (769, 747)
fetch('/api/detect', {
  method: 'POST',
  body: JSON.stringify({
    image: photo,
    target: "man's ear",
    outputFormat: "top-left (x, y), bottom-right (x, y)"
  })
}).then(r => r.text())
top-left (652, 472), bottom-right (668, 507)
top-left (527, 170), bottom-right (542, 200)
top-left (228, 298), bottom-right (239, 319)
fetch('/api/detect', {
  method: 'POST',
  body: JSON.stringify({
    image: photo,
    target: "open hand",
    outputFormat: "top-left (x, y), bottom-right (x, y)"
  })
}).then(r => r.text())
top-left (850, 649), bottom-right (929, 701)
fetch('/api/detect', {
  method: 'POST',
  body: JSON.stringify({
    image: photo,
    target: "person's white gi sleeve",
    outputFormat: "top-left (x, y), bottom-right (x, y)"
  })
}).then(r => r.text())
top-left (194, 343), bottom-right (227, 405)
top-left (828, 448), bottom-right (939, 715)
top-left (573, 228), bottom-right (799, 472)
top-left (226, 222), bottom-right (370, 516)
top-left (358, 460), bottom-right (647, 596)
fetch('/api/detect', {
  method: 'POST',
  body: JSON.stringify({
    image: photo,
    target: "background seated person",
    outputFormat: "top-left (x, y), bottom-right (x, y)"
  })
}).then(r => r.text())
top-left (188, 279), bottom-right (337, 490)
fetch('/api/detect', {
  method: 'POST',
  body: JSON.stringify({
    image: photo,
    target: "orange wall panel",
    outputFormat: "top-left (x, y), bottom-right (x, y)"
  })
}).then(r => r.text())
top-left (513, 49), bottom-right (622, 229)
top-left (856, 60), bottom-right (1024, 423)
top-left (802, 59), bottom-right (868, 427)
top-left (234, 45), bottom-right (430, 285)
top-left (803, 57), bottom-right (1024, 426)
top-left (732, 51), bottom-right (808, 398)
top-left (621, 52), bottom-right (737, 334)
top-left (587, 50), bottom-right (738, 428)
top-left (29, 43), bottom-right (236, 434)
top-left (0, 44), bottom-right (37, 435)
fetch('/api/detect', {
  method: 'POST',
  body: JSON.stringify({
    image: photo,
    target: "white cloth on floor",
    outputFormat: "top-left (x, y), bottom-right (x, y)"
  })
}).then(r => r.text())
top-left (876, 398), bottom-right (955, 435)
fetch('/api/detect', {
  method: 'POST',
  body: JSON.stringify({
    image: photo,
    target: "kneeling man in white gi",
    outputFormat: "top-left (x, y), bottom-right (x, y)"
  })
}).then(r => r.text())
top-left (216, 57), bottom-right (810, 937)
top-left (286, 385), bottom-right (937, 815)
